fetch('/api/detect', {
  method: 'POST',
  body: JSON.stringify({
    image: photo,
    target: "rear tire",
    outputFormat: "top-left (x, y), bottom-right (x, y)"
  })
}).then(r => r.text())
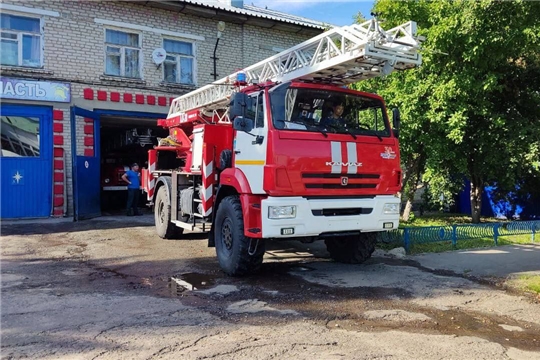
top-left (215, 195), bottom-right (265, 276)
top-left (325, 232), bottom-right (377, 264)
top-left (154, 184), bottom-right (183, 239)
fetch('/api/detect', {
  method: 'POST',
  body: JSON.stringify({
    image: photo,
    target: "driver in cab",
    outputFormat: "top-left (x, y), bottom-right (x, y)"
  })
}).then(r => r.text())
top-left (321, 102), bottom-right (345, 130)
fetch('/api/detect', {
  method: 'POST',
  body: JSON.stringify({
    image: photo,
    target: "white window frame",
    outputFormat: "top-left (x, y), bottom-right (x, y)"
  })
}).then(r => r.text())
top-left (162, 37), bottom-right (197, 86)
top-left (0, 12), bottom-right (43, 68)
top-left (103, 27), bottom-right (142, 79)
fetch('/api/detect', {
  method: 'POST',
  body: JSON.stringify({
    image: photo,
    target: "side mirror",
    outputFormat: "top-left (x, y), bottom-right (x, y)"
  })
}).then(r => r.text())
top-left (233, 116), bottom-right (254, 133)
top-left (229, 92), bottom-right (252, 120)
top-left (392, 107), bottom-right (400, 138)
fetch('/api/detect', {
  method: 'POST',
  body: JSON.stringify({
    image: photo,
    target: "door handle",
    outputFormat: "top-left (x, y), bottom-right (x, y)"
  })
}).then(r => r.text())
top-left (234, 150), bottom-right (241, 154)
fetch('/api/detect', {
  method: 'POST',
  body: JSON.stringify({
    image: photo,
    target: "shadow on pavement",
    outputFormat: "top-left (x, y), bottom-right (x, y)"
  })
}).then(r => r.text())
top-left (1, 213), bottom-right (156, 236)
top-left (411, 244), bottom-right (540, 278)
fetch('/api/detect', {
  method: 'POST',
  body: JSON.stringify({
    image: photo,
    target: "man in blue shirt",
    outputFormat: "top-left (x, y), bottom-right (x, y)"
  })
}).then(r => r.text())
top-left (122, 163), bottom-right (143, 216)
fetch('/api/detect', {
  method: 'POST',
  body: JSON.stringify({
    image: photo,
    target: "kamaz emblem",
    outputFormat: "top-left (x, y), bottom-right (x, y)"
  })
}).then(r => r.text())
top-left (380, 147), bottom-right (396, 159)
top-left (326, 161), bottom-right (362, 167)
top-left (341, 176), bottom-right (349, 186)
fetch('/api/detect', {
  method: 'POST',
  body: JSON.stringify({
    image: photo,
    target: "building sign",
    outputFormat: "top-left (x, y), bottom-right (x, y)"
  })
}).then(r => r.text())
top-left (0, 77), bottom-right (71, 103)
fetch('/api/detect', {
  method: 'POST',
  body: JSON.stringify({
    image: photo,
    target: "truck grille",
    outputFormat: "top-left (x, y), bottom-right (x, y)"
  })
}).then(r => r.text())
top-left (302, 173), bottom-right (379, 179)
top-left (312, 208), bottom-right (373, 216)
top-left (302, 173), bottom-right (379, 190)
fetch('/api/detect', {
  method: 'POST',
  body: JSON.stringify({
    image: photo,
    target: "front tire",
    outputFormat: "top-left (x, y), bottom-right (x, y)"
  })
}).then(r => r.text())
top-left (325, 232), bottom-right (377, 264)
top-left (154, 184), bottom-right (183, 239)
top-left (215, 195), bottom-right (265, 276)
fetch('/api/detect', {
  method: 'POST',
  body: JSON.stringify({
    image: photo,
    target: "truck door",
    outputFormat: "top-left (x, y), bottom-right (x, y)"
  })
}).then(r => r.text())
top-left (233, 92), bottom-right (267, 194)
top-left (70, 106), bottom-right (101, 220)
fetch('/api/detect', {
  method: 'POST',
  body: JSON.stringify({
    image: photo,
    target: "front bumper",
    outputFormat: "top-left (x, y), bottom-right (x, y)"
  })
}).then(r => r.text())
top-left (261, 195), bottom-right (400, 238)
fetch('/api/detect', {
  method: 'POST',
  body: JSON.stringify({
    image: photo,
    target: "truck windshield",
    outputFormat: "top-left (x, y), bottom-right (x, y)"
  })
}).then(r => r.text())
top-left (269, 82), bottom-right (390, 137)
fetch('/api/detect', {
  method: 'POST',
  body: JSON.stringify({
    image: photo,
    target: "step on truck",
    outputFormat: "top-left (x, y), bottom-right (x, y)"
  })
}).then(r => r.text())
top-left (141, 18), bottom-right (423, 276)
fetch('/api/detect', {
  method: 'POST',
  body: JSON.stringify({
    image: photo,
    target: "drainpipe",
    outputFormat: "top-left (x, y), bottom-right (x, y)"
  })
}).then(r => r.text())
top-left (211, 37), bottom-right (220, 81)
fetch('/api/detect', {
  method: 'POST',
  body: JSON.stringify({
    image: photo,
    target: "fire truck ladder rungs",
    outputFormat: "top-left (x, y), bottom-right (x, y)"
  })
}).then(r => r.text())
top-left (168, 18), bottom-right (423, 119)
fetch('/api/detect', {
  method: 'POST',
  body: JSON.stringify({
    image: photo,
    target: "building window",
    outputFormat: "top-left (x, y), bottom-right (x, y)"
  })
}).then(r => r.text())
top-left (105, 29), bottom-right (140, 78)
top-left (163, 39), bottom-right (195, 85)
top-left (1, 116), bottom-right (40, 157)
top-left (0, 14), bottom-right (42, 68)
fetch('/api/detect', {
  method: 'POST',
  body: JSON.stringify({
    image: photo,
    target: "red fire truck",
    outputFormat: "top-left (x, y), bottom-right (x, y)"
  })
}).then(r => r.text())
top-left (141, 18), bottom-right (423, 275)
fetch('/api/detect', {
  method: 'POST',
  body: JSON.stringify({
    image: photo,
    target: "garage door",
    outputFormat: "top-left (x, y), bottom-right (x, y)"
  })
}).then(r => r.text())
top-left (71, 106), bottom-right (101, 220)
top-left (1, 104), bottom-right (53, 218)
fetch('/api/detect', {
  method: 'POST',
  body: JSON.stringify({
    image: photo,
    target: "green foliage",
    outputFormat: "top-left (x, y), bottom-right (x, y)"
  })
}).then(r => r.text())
top-left (354, 0), bottom-right (540, 222)
top-left (400, 212), bottom-right (500, 227)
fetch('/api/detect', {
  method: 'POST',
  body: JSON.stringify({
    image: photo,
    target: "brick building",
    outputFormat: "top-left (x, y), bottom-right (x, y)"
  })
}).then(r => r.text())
top-left (0, 0), bottom-right (325, 219)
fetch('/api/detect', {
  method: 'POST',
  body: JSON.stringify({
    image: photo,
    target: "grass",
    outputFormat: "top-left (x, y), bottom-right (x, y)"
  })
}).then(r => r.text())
top-left (508, 274), bottom-right (540, 294)
top-left (400, 212), bottom-right (502, 228)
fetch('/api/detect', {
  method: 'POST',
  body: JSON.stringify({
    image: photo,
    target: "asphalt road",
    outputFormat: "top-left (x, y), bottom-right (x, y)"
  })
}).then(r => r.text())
top-left (2, 215), bottom-right (540, 359)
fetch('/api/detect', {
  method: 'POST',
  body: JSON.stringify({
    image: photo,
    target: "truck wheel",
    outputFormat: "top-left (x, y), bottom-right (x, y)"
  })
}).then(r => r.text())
top-left (215, 195), bottom-right (265, 276)
top-left (155, 185), bottom-right (183, 239)
top-left (325, 232), bottom-right (377, 264)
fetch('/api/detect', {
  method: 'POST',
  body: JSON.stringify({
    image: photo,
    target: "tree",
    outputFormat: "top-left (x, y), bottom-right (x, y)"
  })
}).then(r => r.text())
top-left (353, 0), bottom-right (540, 223)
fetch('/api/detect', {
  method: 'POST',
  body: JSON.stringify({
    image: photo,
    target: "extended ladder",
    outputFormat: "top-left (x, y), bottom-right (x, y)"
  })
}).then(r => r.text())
top-left (168, 18), bottom-right (423, 119)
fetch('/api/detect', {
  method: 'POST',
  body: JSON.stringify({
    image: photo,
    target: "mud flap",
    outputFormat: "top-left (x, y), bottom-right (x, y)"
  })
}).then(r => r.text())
top-left (207, 185), bottom-right (223, 248)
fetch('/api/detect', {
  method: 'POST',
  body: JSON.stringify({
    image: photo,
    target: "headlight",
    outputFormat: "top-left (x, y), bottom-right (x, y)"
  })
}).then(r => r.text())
top-left (383, 203), bottom-right (399, 214)
top-left (268, 206), bottom-right (296, 219)
top-left (104, 178), bottom-right (110, 184)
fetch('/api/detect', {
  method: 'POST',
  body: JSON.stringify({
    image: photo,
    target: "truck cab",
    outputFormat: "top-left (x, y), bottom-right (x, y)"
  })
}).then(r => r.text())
top-left (231, 81), bottom-right (401, 239)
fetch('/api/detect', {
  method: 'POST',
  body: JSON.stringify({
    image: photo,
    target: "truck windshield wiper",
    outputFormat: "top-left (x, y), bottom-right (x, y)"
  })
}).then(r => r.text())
top-left (356, 126), bottom-right (383, 141)
top-left (316, 128), bottom-right (328, 137)
top-left (370, 130), bottom-right (383, 142)
top-left (342, 129), bottom-right (357, 140)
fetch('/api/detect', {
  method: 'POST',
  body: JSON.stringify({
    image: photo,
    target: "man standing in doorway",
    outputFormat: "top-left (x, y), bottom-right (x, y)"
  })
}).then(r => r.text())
top-left (122, 163), bottom-right (143, 216)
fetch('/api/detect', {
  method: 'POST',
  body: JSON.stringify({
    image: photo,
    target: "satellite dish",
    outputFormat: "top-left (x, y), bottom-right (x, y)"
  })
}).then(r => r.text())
top-left (152, 48), bottom-right (167, 65)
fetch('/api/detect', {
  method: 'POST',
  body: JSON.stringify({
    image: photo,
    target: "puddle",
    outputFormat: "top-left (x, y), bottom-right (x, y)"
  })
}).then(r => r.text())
top-left (169, 273), bottom-right (216, 295)
top-left (199, 285), bottom-right (238, 295)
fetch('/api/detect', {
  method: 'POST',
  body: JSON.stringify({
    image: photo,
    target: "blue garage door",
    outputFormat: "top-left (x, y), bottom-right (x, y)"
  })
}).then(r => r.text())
top-left (71, 106), bottom-right (101, 220)
top-left (1, 104), bottom-right (53, 218)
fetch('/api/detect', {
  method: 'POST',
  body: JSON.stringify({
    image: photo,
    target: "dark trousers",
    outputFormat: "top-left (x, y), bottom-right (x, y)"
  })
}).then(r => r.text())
top-left (126, 188), bottom-right (140, 215)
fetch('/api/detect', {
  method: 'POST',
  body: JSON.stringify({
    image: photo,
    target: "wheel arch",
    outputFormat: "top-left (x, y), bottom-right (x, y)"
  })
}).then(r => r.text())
top-left (219, 168), bottom-right (252, 195)
top-left (152, 176), bottom-right (172, 208)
